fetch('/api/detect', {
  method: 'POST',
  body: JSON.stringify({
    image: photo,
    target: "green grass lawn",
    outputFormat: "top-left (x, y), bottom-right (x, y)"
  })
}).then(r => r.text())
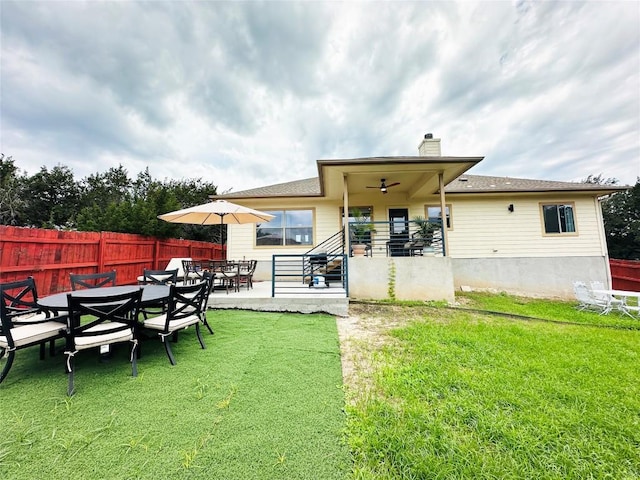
top-left (3, 294), bottom-right (639, 479)
top-left (0, 310), bottom-right (349, 479)
top-left (457, 290), bottom-right (640, 329)
top-left (346, 297), bottom-right (640, 479)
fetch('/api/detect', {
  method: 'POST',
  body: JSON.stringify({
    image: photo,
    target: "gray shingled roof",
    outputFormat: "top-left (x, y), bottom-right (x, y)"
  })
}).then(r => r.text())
top-left (216, 173), bottom-right (626, 199)
top-left (445, 174), bottom-right (627, 193)
top-left (215, 177), bottom-right (321, 198)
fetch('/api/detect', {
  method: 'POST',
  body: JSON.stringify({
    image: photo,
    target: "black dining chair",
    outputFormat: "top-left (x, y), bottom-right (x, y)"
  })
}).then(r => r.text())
top-left (141, 281), bottom-right (208, 365)
top-left (199, 271), bottom-right (215, 334)
top-left (219, 262), bottom-right (240, 294)
top-left (70, 270), bottom-right (117, 290)
top-left (138, 269), bottom-right (178, 285)
top-left (237, 260), bottom-right (257, 290)
top-left (137, 269), bottom-right (178, 319)
top-left (0, 277), bottom-right (67, 384)
top-left (65, 288), bottom-right (142, 396)
top-left (182, 260), bottom-right (208, 285)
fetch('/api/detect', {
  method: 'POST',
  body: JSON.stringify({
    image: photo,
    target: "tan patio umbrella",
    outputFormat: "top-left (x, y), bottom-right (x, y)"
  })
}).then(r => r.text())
top-left (157, 199), bottom-right (275, 245)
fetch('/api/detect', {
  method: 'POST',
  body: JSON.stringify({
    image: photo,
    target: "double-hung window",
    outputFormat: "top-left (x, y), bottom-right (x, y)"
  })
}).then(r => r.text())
top-left (541, 203), bottom-right (576, 234)
top-left (256, 210), bottom-right (313, 246)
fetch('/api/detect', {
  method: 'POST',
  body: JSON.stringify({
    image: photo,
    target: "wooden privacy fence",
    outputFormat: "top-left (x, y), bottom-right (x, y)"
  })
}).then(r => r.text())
top-left (610, 259), bottom-right (640, 291)
top-left (0, 226), bottom-right (225, 295)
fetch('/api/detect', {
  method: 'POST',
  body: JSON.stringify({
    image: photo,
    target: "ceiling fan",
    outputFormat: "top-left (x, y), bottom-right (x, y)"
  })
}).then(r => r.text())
top-left (366, 178), bottom-right (400, 194)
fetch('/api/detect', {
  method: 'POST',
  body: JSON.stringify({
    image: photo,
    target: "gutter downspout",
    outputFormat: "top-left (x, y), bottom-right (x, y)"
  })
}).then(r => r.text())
top-left (595, 195), bottom-right (613, 288)
top-left (439, 172), bottom-right (448, 256)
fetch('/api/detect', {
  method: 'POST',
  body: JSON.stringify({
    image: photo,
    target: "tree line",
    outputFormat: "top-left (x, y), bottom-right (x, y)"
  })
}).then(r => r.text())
top-left (1, 154), bottom-right (638, 259)
top-left (599, 177), bottom-right (640, 260)
top-left (0, 154), bottom-right (221, 242)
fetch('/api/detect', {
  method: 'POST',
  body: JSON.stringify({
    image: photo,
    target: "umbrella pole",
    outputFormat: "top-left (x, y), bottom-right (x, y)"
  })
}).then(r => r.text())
top-left (221, 214), bottom-right (226, 260)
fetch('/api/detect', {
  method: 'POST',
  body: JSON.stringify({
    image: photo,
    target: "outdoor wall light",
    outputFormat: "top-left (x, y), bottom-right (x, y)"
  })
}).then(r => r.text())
top-left (508, 204), bottom-right (514, 212)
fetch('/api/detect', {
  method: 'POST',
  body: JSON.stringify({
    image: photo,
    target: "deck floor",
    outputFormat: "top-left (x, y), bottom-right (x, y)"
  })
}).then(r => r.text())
top-left (206, 280), bottom-right (349, 317)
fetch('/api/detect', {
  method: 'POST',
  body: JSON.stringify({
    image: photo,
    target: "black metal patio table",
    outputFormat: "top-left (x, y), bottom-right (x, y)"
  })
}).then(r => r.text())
top-left (38, 285), bottom-right (171, 312)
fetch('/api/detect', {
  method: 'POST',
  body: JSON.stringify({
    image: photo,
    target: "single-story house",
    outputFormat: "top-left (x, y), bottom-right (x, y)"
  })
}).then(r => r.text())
top-left (213, 134), bottom-right (626, 302)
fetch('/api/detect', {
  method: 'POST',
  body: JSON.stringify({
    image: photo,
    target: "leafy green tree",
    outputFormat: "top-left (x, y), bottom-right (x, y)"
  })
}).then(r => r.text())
top-left (4, 156), bottom-right (220, 240)
top-left (0, 154), bottom-right (27, 225)
top-left (602, 178), bottom-right (640, 260)
top-left (21, 164), bottom-right (80, 228)
top-left (582, 173), bottom-right (619, 185)
top-left (164, 177), bottom-right (219, 241)
top-left (76, 171), bottom-right (216, 239)
top-left (79, 165), bottom-right (133, 210)
top-left (131, 183), bottom-right (182, 238)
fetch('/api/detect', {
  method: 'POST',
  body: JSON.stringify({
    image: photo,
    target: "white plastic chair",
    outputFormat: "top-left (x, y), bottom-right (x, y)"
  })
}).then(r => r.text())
top-left (590, 281), bottom-right (624, 314)
top-left (573, 281), bottom-right (609, 314)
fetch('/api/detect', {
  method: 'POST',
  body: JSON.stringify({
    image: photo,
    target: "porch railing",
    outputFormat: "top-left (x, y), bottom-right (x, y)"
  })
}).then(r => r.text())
top-left (271, 253), bottom-right (348, 297)
top-left (348, 219), bottom-right (445, 257)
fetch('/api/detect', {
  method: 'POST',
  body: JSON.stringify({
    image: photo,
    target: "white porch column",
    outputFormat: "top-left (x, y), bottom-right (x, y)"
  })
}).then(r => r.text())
top-left (439, 172), bottom-right (448, 256)
top-left (343, 173), bottom-right (350, 254)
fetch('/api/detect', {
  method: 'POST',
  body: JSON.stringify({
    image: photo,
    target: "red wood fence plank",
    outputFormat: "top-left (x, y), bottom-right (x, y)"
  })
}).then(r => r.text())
top-left (610, 259), bottom-right (640, 291)
top-left (1, 226), bottom-right (225, 295)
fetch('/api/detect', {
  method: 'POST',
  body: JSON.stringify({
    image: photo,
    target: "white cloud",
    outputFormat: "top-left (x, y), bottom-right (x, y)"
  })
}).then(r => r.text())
top-left (1, 0), bottom-right (638, 191)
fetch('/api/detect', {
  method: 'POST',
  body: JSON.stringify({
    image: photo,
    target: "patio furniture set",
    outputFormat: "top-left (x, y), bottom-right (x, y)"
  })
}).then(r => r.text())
top-left (182, 259), bottom-right (257, 293)
top-left (0, 267), bottom-right (217, 395)
top-left (573, 280), bottom-right (640, 317)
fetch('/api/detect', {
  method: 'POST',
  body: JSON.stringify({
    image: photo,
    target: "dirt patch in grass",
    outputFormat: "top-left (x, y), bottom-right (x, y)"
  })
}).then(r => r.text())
top-left (336, 302), bottom-right (435, 403)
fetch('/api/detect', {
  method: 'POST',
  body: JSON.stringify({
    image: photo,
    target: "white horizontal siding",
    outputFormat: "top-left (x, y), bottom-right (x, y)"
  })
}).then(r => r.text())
top-left (225, 193), bottom-right (607, 261)
top-left (447, 195), bottom-right (606, 258)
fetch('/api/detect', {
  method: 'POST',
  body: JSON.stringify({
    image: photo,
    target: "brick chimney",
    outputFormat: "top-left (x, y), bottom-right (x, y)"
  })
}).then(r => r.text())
top-left (417, 133), bottom-right (441, 156)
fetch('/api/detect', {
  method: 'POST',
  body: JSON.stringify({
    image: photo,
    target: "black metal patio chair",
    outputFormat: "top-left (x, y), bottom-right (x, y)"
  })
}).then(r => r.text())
top-left (65, 288), bottom-right (142, 396)
top-left (141, 281), bottom-right (208, 365)
top-left (0, 277), bottom-right (67, 384)
top-left (70, 270), bottom-right (117, 290)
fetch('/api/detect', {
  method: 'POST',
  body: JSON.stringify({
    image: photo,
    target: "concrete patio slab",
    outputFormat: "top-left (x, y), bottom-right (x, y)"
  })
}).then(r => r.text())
top-left (206, 280), bottom-right (349, 317)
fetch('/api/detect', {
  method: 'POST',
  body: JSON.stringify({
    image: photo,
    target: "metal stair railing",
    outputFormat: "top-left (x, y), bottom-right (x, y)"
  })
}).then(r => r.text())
top-left (271, 253), bottom-right (348, 297)
top-left (303, 229), bottom-right (345, 286)
top-left (270, 229), bottom-right (348, 297)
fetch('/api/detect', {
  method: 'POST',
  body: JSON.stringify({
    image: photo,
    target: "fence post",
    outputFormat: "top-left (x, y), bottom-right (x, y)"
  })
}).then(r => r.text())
top-left (152, 240), bottom-right (159, 270)
top-left (98, 232), bottom-right (106, 273)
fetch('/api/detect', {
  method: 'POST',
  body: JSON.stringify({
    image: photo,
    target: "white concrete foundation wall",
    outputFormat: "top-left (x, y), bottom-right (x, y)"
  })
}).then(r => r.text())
top-left (253, 256), bottom-right (611, 302)
top-left (348, 257), bottom-right (456, 303)
top-left (451, 256), bottom-right (611, 300)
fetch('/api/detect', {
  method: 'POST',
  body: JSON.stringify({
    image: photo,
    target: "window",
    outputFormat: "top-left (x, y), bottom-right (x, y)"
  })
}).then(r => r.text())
top-left (542, 203), bottom-right (576, 234)
top-left (256, 210), bottom-right (313, 246)
top-left (426, 204), bottom-right (452, 229)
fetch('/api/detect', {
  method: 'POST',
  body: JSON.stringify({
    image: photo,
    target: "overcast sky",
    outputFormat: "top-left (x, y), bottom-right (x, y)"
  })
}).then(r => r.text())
top-left (1, 1), bottom-right (639, 193)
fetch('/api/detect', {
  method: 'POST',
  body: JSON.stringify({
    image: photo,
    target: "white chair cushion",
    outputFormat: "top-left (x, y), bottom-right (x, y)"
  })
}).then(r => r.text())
top-left (12, 311), bottom-right (67, 324)
top-left (0, 321), bottom-right (65, 348)
top-left (12, 311), bottom-right (49, 323)
top-left (73, 322), bottom-right (133, 350)
top-left (137, 274), bottom-right (174, 283)
top-left (142, 313), bottom-right (200, 332)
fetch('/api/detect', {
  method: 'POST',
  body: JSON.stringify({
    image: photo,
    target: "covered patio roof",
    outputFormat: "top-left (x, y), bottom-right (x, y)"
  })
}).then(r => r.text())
top-left (215, 155), bottom-right (483, 200)
top-left (317, 156), bottom-right (482, 200)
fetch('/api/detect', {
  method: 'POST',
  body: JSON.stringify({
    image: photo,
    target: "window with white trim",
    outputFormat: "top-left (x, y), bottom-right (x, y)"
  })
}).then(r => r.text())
top-left (256, 210), bottom-right (313, 246)
top-left (541, 203), bottom-right (576, 234)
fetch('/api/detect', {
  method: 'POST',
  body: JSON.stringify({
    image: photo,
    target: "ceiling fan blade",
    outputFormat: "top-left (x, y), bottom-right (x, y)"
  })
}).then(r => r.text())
top-left (386, 182), bottom-right (401, 188)
top-left (365, 185), bottom-right (380, 189)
